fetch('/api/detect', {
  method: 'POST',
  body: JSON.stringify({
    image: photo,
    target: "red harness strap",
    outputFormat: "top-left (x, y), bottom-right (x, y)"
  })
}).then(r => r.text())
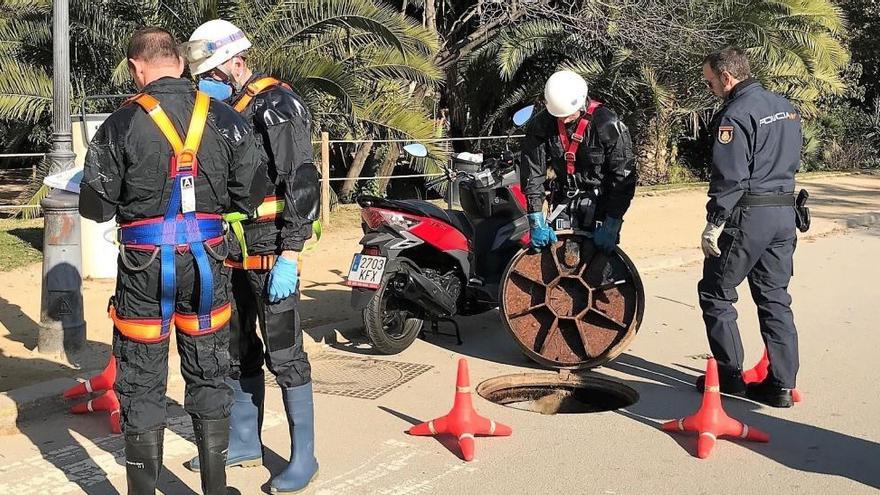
top-left (557, 100), bottom-right (603, 175)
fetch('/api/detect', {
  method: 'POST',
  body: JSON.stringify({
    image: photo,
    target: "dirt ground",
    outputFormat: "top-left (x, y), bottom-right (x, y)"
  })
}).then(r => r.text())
top-left (0, 172), bottom-right (877, 392)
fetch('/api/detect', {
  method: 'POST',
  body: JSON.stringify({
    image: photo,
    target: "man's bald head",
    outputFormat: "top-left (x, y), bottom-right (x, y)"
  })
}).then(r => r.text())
top-left (126, 27), bottom-right (184, 90)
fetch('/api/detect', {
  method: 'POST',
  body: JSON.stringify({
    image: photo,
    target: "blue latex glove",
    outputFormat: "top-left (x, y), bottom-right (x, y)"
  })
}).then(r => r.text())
top-left (593, 217), bottom-right (623, 253)
top-left (527, 212), bottom-right (558, 248)
top-left (268, 256), bottom-right (299, 303)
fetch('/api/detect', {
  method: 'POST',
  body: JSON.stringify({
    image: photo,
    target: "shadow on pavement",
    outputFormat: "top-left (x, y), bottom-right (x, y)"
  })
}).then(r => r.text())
top-left (377, 405), bottom-right (464, 460)
top-left (608, 353), bottom-right (880, 491)
top-left (10, 391), bottom-right (198, 494)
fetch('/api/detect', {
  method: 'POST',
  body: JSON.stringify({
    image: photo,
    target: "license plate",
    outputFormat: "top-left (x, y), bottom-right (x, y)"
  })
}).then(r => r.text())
top-left (345, 254), bottom-right (387, 289)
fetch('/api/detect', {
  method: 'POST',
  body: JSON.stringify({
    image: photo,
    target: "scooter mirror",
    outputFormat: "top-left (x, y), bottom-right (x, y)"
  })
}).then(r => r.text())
top-left (512, 105), bottom-right (535, 127)
top-left (403, 143), bottom-right (428, 158)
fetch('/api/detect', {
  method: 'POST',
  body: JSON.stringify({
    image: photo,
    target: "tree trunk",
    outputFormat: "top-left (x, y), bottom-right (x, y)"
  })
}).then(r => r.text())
top-left (376, 143), bottom-right (400, 194)
top-left (636, 116), bottom-right (673, 185)
top-left (339, 141), bottom-right (374, 201)
top-left (425, 0), bottom-right (437, 36)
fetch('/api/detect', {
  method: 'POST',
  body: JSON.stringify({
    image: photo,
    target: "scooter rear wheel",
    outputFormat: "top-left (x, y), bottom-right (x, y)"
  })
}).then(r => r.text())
top-left (363, 272), bottom-right (424, 355)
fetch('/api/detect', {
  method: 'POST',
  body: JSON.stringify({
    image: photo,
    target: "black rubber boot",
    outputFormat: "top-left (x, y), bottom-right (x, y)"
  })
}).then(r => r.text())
top-left (125, 429), bottom-right (164, 495)
top-left (187, 375), bottom-right (265, 471)
top-left (746, 381), bottom-right (794, 408)
top-left (193, 417), bottom-right (232, 495)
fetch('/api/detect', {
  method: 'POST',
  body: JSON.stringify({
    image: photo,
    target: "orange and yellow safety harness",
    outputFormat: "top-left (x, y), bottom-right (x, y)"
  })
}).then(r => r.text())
top-left (224, 77), bottom-right (320, 271)
top-left (110, 91), bottom-right (231, 343)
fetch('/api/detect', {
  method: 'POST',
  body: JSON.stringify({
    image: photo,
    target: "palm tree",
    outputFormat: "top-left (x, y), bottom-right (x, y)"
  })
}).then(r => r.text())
top-left (455, 0), bottom-right (849, 183)
top-left (0, 0), bottom-right (446, 212)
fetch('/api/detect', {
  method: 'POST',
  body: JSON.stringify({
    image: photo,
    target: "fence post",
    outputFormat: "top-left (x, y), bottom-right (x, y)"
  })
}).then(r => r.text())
top-left (320, 131), bottom-right (331, 228)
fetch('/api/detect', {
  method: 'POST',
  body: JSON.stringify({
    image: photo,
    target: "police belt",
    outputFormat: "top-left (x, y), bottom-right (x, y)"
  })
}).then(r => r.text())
top-left (737, 193), bottom-right (795, 207)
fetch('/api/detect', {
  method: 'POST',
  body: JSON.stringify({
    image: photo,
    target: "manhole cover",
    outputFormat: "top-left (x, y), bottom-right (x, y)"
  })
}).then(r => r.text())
top-left (477, 372), bottom-right (637, 415)
top-left (499, 235), bottom-right (645, 370)
top-left (267, 354), bottom-right (432, 400)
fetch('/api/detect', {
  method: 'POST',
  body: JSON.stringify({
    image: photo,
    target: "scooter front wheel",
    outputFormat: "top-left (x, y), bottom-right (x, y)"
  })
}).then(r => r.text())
top-left (363, 273), bottom-right (424, 355)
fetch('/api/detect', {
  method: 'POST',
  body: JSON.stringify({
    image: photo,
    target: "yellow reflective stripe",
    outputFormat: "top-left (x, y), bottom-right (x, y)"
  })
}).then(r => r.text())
top-left (174, 303), bottom-right (232, 334)
top-left (134, 94), bottom-right (184, 154)
top-left (233, 77), bottom-right (282, 113)
top-left (255, 199), bottom-right (284, 219)
top-left (179, 91), bottom-right (210, 167)
top-left (229, 219), bottom-right (249, 262)
top-left (304, 220), bottom-right (322, 252)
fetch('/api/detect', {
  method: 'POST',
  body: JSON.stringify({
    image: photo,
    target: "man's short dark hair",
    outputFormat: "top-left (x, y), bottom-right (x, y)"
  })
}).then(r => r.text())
top-left (703, 47), bottom-right (751, 80)
top-left (127, 27), bottom-right (179, 63)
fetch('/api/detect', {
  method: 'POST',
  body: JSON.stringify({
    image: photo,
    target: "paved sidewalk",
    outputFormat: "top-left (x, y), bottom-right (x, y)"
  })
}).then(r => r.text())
top-left (0, 226), bottom-right (877, 494)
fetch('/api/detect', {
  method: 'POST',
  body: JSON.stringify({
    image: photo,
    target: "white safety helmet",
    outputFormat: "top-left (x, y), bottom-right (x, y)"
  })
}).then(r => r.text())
top-left (184, 19), bottom-right (252, 76)
top-left (544, 70), bottom-right (589, 118)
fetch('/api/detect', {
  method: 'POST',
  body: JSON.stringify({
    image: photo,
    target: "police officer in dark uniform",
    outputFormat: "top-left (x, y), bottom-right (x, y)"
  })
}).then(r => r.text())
top-left (520, 70), bottom-right (637, 251)
top-left (182, 20), bottom-right (320, 494)
top-left (80, 27), bottom-right (264, 494)
top-left (697, 47), bottom-right (803, 408)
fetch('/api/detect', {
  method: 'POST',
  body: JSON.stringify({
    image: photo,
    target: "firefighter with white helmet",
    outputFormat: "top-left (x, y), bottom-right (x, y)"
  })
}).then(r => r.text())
top-left (520, 70), bottom-right (637, 252)
top-left (183, 19), bottom-right (321, 494)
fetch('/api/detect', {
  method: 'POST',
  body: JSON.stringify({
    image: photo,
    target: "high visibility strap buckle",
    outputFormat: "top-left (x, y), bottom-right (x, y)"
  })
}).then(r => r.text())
top-left (571, 133), bottom-right (584, 143)
top-left (564, 151), bottom-right (576, 162)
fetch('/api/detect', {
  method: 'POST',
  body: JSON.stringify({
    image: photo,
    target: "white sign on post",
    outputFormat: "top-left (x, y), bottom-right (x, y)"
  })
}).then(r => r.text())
top-left (72, 113), bottom-right (118, 279)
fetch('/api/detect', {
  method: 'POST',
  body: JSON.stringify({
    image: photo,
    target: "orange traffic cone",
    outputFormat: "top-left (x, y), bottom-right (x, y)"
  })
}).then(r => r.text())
top-left (70, 389), bottom-right (122, 434)
top-left (408, 358), bottom-right (511, 461)
top-left (743, 348), bottom-right (803, 403)
top-left (663, 358), bottom-right (769, 459)
top-left (64, 355), bottom-right (117, 399)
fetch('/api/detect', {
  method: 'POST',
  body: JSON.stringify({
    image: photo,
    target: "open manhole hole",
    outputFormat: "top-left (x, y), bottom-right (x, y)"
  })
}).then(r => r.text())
top-left (477, 373), bottom-right (638, 415)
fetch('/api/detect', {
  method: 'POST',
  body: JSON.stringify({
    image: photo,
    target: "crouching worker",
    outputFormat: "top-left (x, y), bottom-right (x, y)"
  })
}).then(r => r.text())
top-left (182, 20), bottom-right (320, 494)
top-left (79, 27), bottom-right (265, 494)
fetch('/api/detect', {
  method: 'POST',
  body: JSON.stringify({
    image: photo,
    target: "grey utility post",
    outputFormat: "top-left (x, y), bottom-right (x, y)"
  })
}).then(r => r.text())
top-left (39, 0), bottom-right (86, 357)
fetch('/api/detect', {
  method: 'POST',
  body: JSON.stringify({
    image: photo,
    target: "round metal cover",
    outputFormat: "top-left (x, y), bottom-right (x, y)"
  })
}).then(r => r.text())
top-left (500, 234), bottom-right (645, 369)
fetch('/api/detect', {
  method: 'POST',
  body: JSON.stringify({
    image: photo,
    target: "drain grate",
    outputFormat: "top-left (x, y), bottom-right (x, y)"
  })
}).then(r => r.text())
top-left (267, 354), bottom-right (433, 400)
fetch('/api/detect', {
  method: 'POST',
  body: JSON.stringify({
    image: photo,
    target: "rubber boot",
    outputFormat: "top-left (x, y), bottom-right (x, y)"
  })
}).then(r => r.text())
top-left (187, 375), bottom-right (264, 471)
top-left (193, 417), bottom-right (231, 495)
top-left (270, 382), bottom-right (319, 494)
top-left (125, 429), bottom-right (163, 495)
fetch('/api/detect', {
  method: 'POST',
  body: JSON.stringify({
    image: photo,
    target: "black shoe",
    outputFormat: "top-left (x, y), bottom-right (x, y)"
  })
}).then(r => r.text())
top-left (695, 373), bottom-right (746, 395)
top-left (746, 381), bottom-right (794, 408)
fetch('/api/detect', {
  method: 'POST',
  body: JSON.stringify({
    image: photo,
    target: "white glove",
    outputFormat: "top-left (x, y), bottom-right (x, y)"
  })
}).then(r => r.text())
top-left (701, 221), bottom-right (724, 258)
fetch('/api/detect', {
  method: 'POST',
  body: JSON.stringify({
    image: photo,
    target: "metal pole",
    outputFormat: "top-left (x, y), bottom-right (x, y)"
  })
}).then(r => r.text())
top-left (39, 0), bottom-right (85, 357)
top-left (320, 131), bottom-right (331, 228)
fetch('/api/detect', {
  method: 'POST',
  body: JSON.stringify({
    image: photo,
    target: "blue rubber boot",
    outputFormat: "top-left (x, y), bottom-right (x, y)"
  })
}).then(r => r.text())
top-left (270, 382), bottom-right (319, 494)
top-left (186, 374), bottom-right (265, 471)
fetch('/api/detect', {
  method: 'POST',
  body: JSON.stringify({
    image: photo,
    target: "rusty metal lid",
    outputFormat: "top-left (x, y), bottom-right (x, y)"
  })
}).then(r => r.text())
top-left (499, 234), bottom-right (645, 370)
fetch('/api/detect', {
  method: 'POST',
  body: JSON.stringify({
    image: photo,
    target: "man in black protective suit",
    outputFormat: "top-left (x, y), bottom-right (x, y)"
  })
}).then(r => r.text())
top-left (79, 27), bottom-right (264, 494)
top-left (519, 70), bottom-right (637, 252)
top-left (696, 47), bottom-right (804, 408)
top-left (182, 19), bottom-right (321, 494)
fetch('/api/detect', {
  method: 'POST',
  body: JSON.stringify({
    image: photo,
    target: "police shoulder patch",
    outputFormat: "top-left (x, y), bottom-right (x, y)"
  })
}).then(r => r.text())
top-left (717, 125), bottom-right (734, 145)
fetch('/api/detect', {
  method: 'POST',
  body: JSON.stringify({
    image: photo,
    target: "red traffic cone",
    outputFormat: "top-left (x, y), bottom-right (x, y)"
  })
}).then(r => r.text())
top-left (743, 348), bottom-right (803, 403)
top-left (408, 358), bottom-right (511, 461)
top-left (663, 358), bottom-right (769, 459)
top-left (64, 355), bottom-right (117, 399)
top-left (70, 389), bottom-right (122, 434)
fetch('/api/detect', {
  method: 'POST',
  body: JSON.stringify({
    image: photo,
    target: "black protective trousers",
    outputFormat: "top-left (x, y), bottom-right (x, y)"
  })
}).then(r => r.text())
top-left (697, 206), bottom-right (799, 388)
top-left (112, 247), bottom-right (234, 435)
top-left (227, 267), bottom-right (311, 387)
